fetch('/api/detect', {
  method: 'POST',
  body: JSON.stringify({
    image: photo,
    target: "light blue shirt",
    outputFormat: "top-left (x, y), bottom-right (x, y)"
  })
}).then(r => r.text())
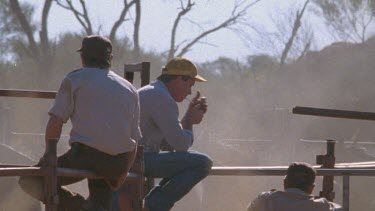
top-left (138, 80), bottom-right (193, 152)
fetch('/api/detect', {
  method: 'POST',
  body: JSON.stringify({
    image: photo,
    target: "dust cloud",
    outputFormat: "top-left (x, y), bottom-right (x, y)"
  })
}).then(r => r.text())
top-left (1, 39), bottom-right (375, 210)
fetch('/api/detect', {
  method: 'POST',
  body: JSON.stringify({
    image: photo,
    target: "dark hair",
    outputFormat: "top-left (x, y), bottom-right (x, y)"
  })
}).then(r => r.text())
top-left (157, 74), bottom-right (191, 83)
top-left (81, 54), bottom-right (111, 69)
top-left (285, 162), bottom-right (316, 192)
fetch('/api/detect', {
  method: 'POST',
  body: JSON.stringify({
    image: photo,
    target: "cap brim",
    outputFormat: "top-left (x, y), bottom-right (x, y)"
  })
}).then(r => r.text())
top-left (194, 75), bottom-right (207, 82)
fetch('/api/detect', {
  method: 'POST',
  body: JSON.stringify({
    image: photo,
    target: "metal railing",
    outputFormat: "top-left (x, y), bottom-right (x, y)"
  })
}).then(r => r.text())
top-left (1, 96), bottom-right (375, 210)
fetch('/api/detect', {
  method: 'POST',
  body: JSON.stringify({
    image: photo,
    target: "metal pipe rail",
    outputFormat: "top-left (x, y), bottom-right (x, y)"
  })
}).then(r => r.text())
top-left (209, 166), bottom-right (375, 176)
top-left (293, 106), bottom-right (375, 121)
top-left (0, 89), bottom-right (56, 99)
top-left (0, 166), bottom-right (139, 182)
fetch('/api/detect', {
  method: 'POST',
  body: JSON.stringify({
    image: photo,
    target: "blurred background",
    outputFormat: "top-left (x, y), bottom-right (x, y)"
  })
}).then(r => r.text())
top-left (1, 0), bottom-right (375, 210)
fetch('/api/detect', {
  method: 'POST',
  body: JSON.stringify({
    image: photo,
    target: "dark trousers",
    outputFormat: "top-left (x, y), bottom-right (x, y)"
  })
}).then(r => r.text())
top-left (19, 142), bottom-right (136, 211)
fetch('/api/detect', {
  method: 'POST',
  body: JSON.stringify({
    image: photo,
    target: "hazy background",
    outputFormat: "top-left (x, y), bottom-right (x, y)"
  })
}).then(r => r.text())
top-left (1, 0), bottom-right (375, 210)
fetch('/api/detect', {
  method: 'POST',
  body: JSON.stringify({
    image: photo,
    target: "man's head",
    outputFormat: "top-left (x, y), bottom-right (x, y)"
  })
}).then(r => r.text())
top-left (77, 35), bottom-right (113, 69)
top-left (161, 57), bottom-right (206, 82)
top-left (284, 162), bottom-right (316, 194)
top-left (158, 57), bottom-right (206, 102)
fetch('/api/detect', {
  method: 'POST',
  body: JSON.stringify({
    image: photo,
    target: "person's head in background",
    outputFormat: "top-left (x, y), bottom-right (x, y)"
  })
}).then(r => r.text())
top-left (284, 162), bottom-right (316, 194)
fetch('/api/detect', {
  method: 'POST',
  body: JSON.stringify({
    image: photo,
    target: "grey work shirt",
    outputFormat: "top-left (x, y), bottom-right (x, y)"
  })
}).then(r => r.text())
top-left (138, 80), bottom-right (193, 152)
top-left (248, 188), bottom-right (342, 211)
top-left (49, 68), bottom-right (141, 155)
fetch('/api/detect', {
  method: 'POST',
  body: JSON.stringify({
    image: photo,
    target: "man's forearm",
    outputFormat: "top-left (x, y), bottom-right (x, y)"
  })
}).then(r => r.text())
top-left (45, 115), bottom-right (63, 152)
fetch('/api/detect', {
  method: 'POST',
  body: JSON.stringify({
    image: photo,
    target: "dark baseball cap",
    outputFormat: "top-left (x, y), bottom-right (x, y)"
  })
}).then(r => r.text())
top-left (77, 35), bottom-right (112, 58)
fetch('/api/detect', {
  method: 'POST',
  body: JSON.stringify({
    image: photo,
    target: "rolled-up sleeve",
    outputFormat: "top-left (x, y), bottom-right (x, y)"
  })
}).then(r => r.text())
top-left (150, 96), bottom-right (193, 152)
top-left (48, 76), bottom-right (74, 123)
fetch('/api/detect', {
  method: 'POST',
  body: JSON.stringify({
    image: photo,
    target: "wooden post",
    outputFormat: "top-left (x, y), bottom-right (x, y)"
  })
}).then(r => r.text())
top-left (124, 62), bottom-right (150, 88)
top-left (0, 104), bottom-right (9, 144)
top-left (44, 139), bottom-right (58, 211)
top-left (140, 62), bottom-right (150, 87)
top-left (343, 175), bottom-right (350, 211)
top-left (317, 140), bottom-right (336, 201)
top-left (135, 146), bottom-right (145, 211)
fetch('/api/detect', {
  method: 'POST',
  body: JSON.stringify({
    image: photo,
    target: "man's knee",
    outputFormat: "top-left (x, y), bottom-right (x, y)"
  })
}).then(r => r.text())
top-left (18, 176), bottom-right (44, 201)
top-left (202, 155), bottom-right (213, 173)
top-left (191, 152), bottom-right (213, 173)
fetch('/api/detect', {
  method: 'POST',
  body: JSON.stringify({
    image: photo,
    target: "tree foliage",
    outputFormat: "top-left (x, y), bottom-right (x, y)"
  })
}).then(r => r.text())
top-left (312, 0), bottom-right (375, 43)
top-left (1, 0), bottom-right (55, 72)
top-left (0, 0), bottom-right (36, 61)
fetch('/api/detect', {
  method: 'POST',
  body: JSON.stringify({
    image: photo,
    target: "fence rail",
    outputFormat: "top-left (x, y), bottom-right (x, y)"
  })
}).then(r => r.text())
top-left (293, 106), bottom-right (375, 121)
top-left (0, 89), bottom-right (56, 99)
top-left (2, 93), bottom-right (375, 210)
top-left (209, 166), bottom-right (375, 176)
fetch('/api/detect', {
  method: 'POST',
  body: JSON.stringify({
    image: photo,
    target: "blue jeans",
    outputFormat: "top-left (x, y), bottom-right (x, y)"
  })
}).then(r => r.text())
top-left (143, 151), bottom-right (213, 211)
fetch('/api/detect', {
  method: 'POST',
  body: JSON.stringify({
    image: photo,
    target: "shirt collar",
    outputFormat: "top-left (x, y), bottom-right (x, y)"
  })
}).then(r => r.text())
top-left (285, 188), bottom-right (310, 196)
top-left (153, 80), bottom-right (175, 102)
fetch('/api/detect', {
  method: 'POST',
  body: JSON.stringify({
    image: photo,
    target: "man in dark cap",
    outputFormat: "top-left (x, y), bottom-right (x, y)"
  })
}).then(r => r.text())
top-left (247, 162), bottom-right (342, 211)
top-left (19, 35), bottom-right (141, 211)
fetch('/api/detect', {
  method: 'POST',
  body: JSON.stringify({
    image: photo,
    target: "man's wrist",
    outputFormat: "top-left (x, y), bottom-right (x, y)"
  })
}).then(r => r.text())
top-left (182, 115), bottom-right (193, 129)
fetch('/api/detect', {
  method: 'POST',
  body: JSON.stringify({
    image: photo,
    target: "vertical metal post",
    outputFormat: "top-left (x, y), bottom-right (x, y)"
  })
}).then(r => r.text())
top-left (343, 175), bottom-right (350, 211)
top-left (317, 139), bottom-right (336, 201)
top-left (1, 105), bottom-right (11, 144)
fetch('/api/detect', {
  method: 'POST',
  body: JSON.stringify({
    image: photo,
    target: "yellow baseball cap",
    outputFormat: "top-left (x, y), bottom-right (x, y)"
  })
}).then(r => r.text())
top-left (162, 57), bottom-right (207, 82)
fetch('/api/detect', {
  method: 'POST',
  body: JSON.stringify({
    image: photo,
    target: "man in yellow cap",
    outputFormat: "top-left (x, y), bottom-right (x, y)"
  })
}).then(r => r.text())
top-left (138, 57), bottom-right (212, 210)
